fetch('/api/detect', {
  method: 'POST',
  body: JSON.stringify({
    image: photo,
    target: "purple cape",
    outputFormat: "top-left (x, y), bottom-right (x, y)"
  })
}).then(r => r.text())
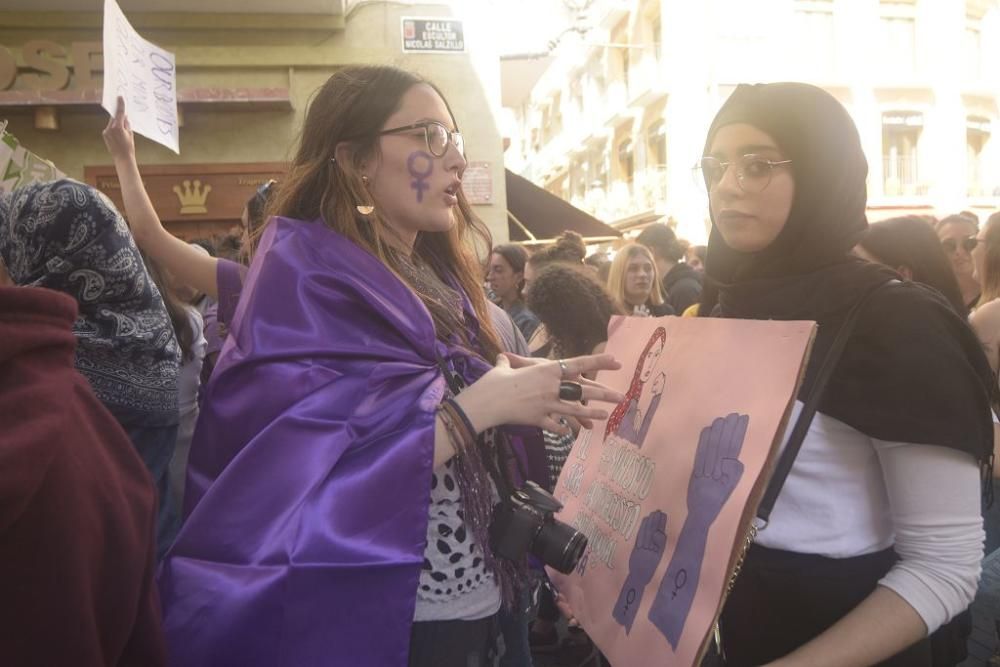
top-left (159, 218), bottom-right (511, 666)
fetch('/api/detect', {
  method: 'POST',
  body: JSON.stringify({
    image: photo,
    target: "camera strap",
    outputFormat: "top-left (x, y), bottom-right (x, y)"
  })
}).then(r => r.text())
top-left (756, 280), bottom-right (896, 525)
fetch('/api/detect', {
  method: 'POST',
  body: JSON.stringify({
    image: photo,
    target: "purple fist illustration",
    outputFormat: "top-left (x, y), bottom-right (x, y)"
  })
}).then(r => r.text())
top-left (648, 413), bottom-right (749, 648)
top-left (612, 510), bottom-right (668, 633)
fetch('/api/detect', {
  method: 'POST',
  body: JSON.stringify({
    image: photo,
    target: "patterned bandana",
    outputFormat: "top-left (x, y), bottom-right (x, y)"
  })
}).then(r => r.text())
top-left (0, 179), bottom-right (179, 425)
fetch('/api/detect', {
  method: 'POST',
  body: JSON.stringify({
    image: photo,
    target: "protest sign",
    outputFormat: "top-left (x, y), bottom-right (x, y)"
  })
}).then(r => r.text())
top-left (102, 0), bottom-right (179, 153)
top-left (550, 315), bottom-right (815, 666)
top-left (0, 125), bottom-right (66, 194)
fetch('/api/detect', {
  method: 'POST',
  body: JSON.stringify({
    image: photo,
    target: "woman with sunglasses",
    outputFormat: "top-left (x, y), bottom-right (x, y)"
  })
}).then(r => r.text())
top-left (696, 83), bottom-right (992, 666)
top-left (154, 66), bottom-right (623, 667)
top-left (937, 214), bottom-right (983, 311)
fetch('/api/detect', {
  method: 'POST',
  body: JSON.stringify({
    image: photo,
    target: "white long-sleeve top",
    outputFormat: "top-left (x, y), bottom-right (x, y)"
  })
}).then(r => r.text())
top-left (756, 401), bottom-right (985, 634)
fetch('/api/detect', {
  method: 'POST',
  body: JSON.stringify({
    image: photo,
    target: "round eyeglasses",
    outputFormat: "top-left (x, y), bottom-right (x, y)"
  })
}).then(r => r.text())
top-left (378, 121), bottom-right (464, 158)
top-left (693, 154), bottom-right (792, 194)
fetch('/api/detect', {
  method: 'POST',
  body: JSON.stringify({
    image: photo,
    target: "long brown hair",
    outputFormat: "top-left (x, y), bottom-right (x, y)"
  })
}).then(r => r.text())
top-left (144, 255), bottom-right (197, 362)
top-left (979, 212), bottom-right (1000, 307)
top-left (858, 216), bottom-right (967, 316)
top-left (264, 65), bottom-right (501, 360)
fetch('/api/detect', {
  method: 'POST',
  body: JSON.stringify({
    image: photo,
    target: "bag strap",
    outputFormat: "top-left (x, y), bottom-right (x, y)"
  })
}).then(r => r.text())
top-left (756, 280), bottom-right (896, 525)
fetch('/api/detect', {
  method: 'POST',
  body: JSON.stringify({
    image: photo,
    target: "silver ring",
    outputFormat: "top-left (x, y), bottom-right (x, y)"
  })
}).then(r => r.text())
top-left (558, 359), bottom-right (569, 377)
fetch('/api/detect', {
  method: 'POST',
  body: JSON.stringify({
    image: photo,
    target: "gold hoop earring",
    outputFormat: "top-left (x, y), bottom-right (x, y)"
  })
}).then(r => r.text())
top-left (357, 175), bottom-right (374, 216)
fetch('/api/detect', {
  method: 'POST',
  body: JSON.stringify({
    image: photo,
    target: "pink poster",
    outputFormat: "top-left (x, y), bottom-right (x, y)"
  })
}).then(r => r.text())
top-left (549, 315), bottom-right (816, 666)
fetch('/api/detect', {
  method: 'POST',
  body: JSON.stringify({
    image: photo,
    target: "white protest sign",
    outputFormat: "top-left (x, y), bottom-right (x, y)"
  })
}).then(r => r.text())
top-left (101, 0), bottom-right (179, 153)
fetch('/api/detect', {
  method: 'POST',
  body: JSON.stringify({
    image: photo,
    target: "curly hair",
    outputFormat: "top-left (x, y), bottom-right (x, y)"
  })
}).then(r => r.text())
top-left (525, 263), bottom-right (623, 358)
top-left (527, 230), bottom-right (586, 270)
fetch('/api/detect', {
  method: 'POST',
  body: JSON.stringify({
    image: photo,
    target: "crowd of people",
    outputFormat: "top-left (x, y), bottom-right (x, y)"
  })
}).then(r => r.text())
top-left (1, 68), bottom-right (999, 667)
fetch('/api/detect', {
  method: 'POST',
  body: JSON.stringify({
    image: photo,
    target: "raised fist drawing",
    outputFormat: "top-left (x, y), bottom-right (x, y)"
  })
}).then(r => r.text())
top-left (612, 510), bottom-right (668, 633)
top-left (648, 412), bottom-right (749, 648)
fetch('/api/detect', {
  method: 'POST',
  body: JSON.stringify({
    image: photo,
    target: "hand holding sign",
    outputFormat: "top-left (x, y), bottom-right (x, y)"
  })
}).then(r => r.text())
top-left (102, 0), bottom-right (179, 153)
top-left (102, 97), bottom-right (135, 162)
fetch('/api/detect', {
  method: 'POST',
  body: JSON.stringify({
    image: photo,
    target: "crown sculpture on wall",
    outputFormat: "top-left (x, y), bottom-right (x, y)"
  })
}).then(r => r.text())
top-left (173, 179), bottom-right (212, 214)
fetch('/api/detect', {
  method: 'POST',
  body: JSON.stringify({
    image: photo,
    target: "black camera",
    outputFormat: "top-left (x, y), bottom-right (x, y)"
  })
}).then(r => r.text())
top-left (490, 481), bottom-right (588, 574)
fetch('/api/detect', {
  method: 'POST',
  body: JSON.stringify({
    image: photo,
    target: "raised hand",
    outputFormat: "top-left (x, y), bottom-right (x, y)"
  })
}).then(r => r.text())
top-left (648, 413), bottom-right (749, 648)
top-left (612, 510), bottom-right (667, 633)
top-left (651, 372), bottom-right (666, 397)
top-left (102, 96), bottom-right (135, 162)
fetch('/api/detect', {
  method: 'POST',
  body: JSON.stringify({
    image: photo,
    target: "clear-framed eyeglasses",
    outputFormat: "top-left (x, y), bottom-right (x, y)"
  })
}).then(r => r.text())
top-left (692, 154), bottom-right (792, 194)
top-left (378, 120), bottom-right (464, 158)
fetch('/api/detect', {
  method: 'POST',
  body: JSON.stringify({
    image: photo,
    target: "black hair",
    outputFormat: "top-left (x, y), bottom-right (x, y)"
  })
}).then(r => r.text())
top-left (636, 223), bottom-right (685, 263)
top-left (858, 216), bottom-right (967, 316)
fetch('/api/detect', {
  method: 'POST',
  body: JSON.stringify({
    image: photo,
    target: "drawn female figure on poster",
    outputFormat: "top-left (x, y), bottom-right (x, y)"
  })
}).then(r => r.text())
top-left (604, 327), bottom-right (667, 447)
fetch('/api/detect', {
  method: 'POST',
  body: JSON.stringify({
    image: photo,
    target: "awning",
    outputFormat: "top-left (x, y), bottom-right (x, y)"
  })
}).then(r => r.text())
top-left (505, 169), bottom-right (621, 245)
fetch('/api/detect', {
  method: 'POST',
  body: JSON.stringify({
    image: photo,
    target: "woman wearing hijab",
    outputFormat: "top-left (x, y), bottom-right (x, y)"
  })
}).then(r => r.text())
top-left (697, 83), bottom-right (992, 666)
top-left (0, 179), bottom-right (181, 560)
top-left (604, 327), bottom-right (666, 448)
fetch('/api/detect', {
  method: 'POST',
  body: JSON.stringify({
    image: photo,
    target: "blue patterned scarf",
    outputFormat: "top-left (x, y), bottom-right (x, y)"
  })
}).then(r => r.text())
top-left (0, 179), bottom-right (179, 426)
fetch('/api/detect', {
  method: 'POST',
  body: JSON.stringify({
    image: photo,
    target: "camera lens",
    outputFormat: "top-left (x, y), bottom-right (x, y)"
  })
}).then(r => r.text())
top-left (533, 518), bottom-right (588, 574)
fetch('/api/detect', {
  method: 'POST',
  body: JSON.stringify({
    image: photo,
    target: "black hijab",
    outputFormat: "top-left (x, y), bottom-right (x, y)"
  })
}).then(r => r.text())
top-left (700, 83), bottom-right (993, 470)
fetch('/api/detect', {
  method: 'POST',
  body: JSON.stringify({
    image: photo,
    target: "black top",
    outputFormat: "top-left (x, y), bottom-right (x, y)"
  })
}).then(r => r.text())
top-left (662, 263), bottom-right (703, 314)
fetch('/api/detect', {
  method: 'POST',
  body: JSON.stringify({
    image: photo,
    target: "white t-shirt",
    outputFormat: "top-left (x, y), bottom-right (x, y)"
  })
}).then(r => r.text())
top-left (757, 401), bottom-right (984, 634)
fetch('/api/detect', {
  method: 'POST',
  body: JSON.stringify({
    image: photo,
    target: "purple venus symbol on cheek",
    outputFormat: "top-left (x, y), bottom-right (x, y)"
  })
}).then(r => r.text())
top-left (407, 151), bottom-right (434, 203)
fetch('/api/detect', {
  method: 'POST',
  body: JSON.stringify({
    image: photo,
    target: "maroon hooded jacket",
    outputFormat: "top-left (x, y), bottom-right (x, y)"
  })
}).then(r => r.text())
top-left (0, 286), bottom-right (165, 666)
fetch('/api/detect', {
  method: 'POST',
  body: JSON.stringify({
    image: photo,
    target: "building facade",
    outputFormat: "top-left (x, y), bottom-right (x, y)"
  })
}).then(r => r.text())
top-left (504, 0), bottom-right (1000, 244)
top-left (0, 0), bottom-right (509, 240)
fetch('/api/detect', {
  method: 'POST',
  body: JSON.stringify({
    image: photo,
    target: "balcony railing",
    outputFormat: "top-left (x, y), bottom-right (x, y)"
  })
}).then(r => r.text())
top-left (882, 155), bottom-right (928, 196)
top-left (579, 166), bottom-right (670, 221)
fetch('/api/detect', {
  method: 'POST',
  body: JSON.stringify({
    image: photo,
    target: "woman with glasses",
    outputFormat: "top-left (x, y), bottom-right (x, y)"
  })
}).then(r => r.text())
top-left (695, 83), bottom-right (992, 666)
top-left (937, 213), bottom-right (983, 311)
top-left (155, 65), bottom-right (624, 667)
